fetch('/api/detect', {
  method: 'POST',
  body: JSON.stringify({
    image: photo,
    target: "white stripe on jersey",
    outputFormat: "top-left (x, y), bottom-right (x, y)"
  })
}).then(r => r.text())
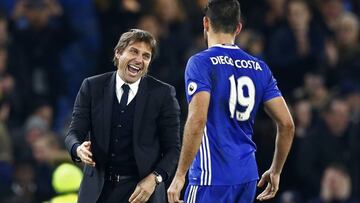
top-left (187, 186), bottom-right (194, 203)
top-left (192, 186), bottom-right (198, 203)
top-left (200, 126), bottom-right (212, 185)
top-left (199, 139), bottom-right (205, 185)
top-left (200, 134), bottom-right (208, 185)
top-left (202, 135), bottom-right (208, 185)
top-left (204, 127), bottom-right (212, 185)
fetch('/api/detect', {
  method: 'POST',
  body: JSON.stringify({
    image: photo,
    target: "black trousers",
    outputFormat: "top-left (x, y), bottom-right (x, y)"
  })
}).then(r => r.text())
top-left (97, 178), bottom-right (138, 203)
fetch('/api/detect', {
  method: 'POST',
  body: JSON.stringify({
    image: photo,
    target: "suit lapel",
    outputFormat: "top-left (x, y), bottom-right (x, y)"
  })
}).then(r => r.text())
top-left (133, 76), bottom-right (148, 140)
top-left (103, 72), bottom-right (116, 153)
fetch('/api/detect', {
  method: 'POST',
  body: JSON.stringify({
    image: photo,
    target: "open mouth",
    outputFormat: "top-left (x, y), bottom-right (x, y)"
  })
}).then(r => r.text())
top-left (128, 64), bottom-right (141, 75)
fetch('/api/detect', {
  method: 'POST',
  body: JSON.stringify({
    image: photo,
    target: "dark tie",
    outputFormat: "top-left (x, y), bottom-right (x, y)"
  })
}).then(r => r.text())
top-left (119, 84), bottom-right (130, 109)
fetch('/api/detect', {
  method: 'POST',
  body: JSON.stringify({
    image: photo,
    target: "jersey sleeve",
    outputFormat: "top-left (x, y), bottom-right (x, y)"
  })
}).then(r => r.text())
top-left (262, 62), bottom-right (282, 102)
top-left (185, 55), bottom-right (212, 103)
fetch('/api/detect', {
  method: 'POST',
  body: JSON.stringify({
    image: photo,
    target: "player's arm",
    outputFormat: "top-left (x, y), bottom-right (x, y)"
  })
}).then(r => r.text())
top-left (176, 91), bottom-right (210, 177)
top-left (257, 96), bottom-right (295, 201)
top-left (168, 91), bottom-right (210, 203)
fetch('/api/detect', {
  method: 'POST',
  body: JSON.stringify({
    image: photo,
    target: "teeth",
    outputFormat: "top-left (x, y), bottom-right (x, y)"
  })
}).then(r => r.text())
top-left (129, 65), bottom-right (140, 70)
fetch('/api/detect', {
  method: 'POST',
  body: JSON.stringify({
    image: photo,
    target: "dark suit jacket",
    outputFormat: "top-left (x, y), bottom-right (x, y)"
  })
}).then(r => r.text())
top-left (65, 72), bottom-right (181, 203)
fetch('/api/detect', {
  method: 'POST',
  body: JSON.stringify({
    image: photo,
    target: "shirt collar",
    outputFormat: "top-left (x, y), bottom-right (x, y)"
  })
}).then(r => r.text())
top-left (211, 44), bottom-right (240, 49)
top-left (116, 71), bottom-right (141, 93)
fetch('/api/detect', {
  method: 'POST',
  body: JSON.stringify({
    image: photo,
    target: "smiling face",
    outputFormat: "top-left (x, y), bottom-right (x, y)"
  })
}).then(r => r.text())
top-left (115, 41), bottom-right (152, 83)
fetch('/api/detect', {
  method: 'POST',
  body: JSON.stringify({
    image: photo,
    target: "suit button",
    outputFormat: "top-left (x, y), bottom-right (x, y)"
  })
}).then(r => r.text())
top-left (111, 153), bottom-right (115, 157)
top-left (117, 124), bottom-right (122, 128)
top-left (120, 110), bottom-right (124, 113)
top-left (115, 139), bottom-right (119, 142)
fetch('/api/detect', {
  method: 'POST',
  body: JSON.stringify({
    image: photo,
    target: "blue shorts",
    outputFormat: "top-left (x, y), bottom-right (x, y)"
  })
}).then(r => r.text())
top-left (184, 181), bottom-right (257, 203)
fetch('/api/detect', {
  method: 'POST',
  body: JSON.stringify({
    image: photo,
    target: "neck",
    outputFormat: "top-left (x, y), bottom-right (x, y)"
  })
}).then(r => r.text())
top-left (207, 32), bottom-right (236, 48)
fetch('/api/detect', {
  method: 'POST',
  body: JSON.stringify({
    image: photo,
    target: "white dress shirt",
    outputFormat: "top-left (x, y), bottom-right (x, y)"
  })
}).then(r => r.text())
top-left (115, 71), bottom-right (140, 105)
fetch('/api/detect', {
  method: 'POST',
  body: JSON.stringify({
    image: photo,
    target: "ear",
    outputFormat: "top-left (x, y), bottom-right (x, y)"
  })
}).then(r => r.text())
top-left (203, 16), bottom-right (210, 32)
top-left (115, 49), bottom-right (121, 59)
top-left (235, 23), bottom-right (242, 36)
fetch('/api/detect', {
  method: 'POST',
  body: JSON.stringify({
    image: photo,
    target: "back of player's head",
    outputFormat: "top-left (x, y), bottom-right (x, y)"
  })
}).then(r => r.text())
top-left (204, 0), bottom-right (241, 33)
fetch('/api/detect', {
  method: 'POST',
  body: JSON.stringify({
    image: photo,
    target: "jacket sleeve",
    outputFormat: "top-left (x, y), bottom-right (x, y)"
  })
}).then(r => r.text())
top-left (155, 85), bottom-right (181, 179)
top-left (65, 78), bottom-right (92, 162)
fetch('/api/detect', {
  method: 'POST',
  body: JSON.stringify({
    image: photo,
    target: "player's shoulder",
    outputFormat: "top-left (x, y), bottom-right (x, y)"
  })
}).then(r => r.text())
top-left (187, 47), bottom-right (271, 72)
top-left (241, 49), bottom-right (273, 73)
top-left (188, 50), bottom-right (210, 64)
top-left (186, 49), bottom-right (217, 72)
top-left (239, 49), bottom-right (268, 66)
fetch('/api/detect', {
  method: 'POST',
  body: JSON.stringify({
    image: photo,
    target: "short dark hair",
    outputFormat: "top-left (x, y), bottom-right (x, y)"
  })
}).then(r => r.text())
top-left (204, 0), bottom-right (241, 33)
top-left (113, 29), bottom-right (157, 66)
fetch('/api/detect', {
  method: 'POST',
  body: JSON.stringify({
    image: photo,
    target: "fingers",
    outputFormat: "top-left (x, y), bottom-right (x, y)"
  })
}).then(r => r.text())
top-left (129, 186), bottom-right (141, 203)
top-left (167, 184), bottom-right (181, 203)
top-left (83, 141), bottom-right (91, 148)
top-left (257, 183), bottom-right (271, 200)
top-left (82, 155), bottom-right (95, 166)
top-left (79, 148), bottom-right (93, 161)
top-left (167, 189), bottom-right (180, 203)
top-left (81, 147), bottom-right (93, 158)
top-left (256, 183), bottom-right (278, 201)
top-left (257, 176), bottom-right (266, 188)
top-left (78, 142), bottom-right (95, 166)
top-left (129, 186), bottom-right (151, 203)
top-left (168, 188), bottom-right (179, 203)
top-left (257, 171), bottom-right (279, 201)
top-left (129, 174), bottom-right (157, 203)
top-left (131, 191), bottom-right (148, 203)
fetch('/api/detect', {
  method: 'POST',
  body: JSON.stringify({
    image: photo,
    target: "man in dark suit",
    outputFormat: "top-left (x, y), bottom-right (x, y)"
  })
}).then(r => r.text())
top-left (65, 29), bottom-right (181, 203)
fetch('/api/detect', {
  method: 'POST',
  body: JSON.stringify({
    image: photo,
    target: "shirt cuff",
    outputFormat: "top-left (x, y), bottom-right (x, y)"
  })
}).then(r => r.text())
top-left (71, 143), bottom-right (81, 162)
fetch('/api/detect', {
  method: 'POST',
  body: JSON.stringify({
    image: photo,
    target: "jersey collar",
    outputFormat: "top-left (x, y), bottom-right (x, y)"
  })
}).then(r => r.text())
top-left (211, 44), bottom-right (240, 49)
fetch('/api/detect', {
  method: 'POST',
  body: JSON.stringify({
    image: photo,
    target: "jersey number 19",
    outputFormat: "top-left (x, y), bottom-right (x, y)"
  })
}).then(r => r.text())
top-left (229, 75), bottom-right (255, 121)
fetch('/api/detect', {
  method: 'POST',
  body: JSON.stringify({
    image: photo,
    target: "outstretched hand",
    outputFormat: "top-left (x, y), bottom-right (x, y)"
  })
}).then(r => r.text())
top-left (129, 173), bottom-right (157, 203)
top-left (76, 141), bottom-right (95, 167)
top-left (256, 169), bottom-right (280, 201)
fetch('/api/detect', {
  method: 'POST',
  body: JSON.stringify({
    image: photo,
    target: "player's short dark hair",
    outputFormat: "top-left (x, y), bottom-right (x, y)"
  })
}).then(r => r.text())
top-left (113, 29), bottom-right (157, 66)
top-left (204, 0), bottom-right (241, 33)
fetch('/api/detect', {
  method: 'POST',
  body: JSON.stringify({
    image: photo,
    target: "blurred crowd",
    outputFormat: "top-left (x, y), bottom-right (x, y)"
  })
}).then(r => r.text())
top-left (0, 0), bottom-right (359, 202)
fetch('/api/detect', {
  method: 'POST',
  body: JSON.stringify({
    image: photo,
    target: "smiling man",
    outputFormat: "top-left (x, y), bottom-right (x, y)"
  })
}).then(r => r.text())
top-left (65, 29), bottom-right (181, 203)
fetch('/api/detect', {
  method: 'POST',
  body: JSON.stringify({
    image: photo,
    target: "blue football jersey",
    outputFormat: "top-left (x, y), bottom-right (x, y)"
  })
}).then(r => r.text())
top-left (185, 44), bottom-right (282, 186)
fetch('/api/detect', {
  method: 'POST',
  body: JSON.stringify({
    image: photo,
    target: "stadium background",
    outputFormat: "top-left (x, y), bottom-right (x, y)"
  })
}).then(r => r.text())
top-left (0, 0), bottom-right (359, 202)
